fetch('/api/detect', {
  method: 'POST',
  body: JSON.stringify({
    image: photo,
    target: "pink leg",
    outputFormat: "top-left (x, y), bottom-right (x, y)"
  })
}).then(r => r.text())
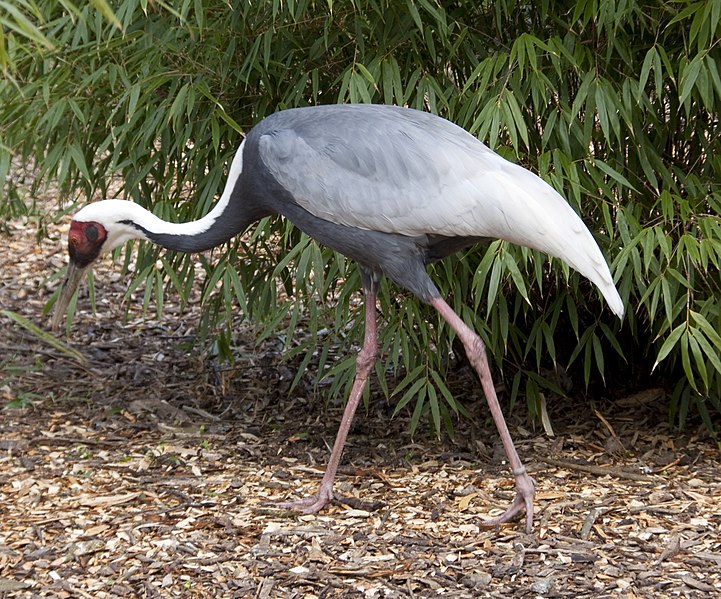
top-left (430, 297), bottom-right (535, 533)
top-left (271, 289), bottom-right (378, 514)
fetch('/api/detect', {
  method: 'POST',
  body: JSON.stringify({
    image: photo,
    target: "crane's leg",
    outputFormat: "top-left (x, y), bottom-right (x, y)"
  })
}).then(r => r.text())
top-left (270, 289), bottom-right (378, 514)
top-left (430, 297), bottom-right (535, 533)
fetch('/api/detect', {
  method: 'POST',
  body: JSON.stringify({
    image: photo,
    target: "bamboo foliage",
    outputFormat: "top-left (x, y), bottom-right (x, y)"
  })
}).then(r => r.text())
top-left (1, 1), bottom-right (719, 433)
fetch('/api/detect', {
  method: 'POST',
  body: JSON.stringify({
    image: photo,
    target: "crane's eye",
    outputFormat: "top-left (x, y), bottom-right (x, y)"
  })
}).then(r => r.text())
top-left (85, 224), bottom-right (99, 242)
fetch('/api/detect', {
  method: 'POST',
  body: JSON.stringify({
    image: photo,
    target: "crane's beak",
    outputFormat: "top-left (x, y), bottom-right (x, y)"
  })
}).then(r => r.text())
top-left (51, 261), bottom-right (88, 332)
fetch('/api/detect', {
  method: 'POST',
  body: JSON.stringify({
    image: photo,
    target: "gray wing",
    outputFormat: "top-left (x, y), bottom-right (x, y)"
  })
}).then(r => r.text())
top-left (257, 105), bottom-right (623, 316)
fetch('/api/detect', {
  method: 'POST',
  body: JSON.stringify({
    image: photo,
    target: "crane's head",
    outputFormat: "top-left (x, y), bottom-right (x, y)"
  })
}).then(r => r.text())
top-left (51, 200), bottom-right (150, 331)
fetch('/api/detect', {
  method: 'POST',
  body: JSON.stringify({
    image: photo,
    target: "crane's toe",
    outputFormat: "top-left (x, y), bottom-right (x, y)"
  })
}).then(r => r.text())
top-left (264, 484), bottom-right (335, 515)
top-left (480, 470), bottom-right (536, 533)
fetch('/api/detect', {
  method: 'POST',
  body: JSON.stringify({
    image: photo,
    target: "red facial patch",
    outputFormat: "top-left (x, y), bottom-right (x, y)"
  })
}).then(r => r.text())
top-left (68, 221), bottom-right (108, 267)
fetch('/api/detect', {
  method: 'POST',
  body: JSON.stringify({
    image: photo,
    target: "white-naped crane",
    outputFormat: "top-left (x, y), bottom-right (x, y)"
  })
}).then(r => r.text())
top-left (52, 104), bottom-right (624, 533)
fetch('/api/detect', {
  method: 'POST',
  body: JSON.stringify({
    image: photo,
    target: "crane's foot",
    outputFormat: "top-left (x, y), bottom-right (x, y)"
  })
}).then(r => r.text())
top-left (265, 485), bottom-right (385, 514)
top-left (480, 466), bottom-right (536, 534)
top-left (264, 483), bottom-right (335, 515)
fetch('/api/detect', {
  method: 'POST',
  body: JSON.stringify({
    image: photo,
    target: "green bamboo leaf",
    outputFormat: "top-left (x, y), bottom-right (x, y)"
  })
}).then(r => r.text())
top-left (404, 0), bottom-right (423, 32)
top-left (168, 84), bottom-right (189, 128)
top-left (67, 144), bottom-right (91, 182)
top-left (409, 386), bottom-right (428, 437)
top-left (593, 158), bottom-right (639, 192)
top-left (599, 322), bottom-right (625, 359)
top-left (428, 384), bottom-right (441, 436)
top-left (690, 311), bottom-right (721, 350)
top-left (583, 331), bottom-right (593, 387)
top-left (430, 370), bottom-right (466, 417)
top-left (638, 47), bottom-right (656, 99)
top-left (654, 323), bottom-right (685, 370)
top-left (201, 261), bottom-right (226, 305)
top-left (487, 254), bottom-right (503, 308)
top-left (679, 333), bottom-right (699, 392)
top-left (392, 376), bottom-right (427, 416)
top-left (228, 264), bottom-right (248, 314)
top-left (679, 55), bottom-right (702, 105)
top-left (690, 328), bottom-right (721, 377)
top-left (505, 91), bottom-right (529, 148)
top-left (0, 0), bottom-right (54, 49)
top-left (355, 63), bottom-right (377, 88)
top-left (687, 331), bottom-right (708, 390)
top-left (2, 310), bottom-right (85, 363)
top-left (159, 256), bottom-right (186, 301)
top-left (592, 332), bottom-right (605, 383)
top-left (706, 54), bottom-right (721, 97)
top-left (88, 0), bottom-right (123, 30)
top-left (595, 84), bottom-right (610, 141)
top-left (571, 71), bottom-right (595, 120)
top-left (502, 250), bottom-right (529, 303)
top-left (154, 267), bottom-right (164, 318)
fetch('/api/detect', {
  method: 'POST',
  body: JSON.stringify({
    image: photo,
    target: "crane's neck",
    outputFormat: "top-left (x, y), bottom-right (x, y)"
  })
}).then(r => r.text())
top-left (96, 141), bottom-right (268, 254)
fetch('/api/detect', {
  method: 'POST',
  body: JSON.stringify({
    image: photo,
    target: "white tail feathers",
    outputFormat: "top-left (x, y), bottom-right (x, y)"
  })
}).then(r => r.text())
top-left (488, 162), bottom-right (624, 318)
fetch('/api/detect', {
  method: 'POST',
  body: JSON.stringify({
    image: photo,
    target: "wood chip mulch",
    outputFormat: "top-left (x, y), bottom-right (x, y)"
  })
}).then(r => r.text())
top-left (1, 208), bottom-right (720, 598)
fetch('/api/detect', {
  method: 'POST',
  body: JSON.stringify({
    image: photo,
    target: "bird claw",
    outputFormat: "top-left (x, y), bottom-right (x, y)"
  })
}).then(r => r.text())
top-left (263, 485), bottom-right (335, 515)
top-left (480, 470), bottom-right (536, 533)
